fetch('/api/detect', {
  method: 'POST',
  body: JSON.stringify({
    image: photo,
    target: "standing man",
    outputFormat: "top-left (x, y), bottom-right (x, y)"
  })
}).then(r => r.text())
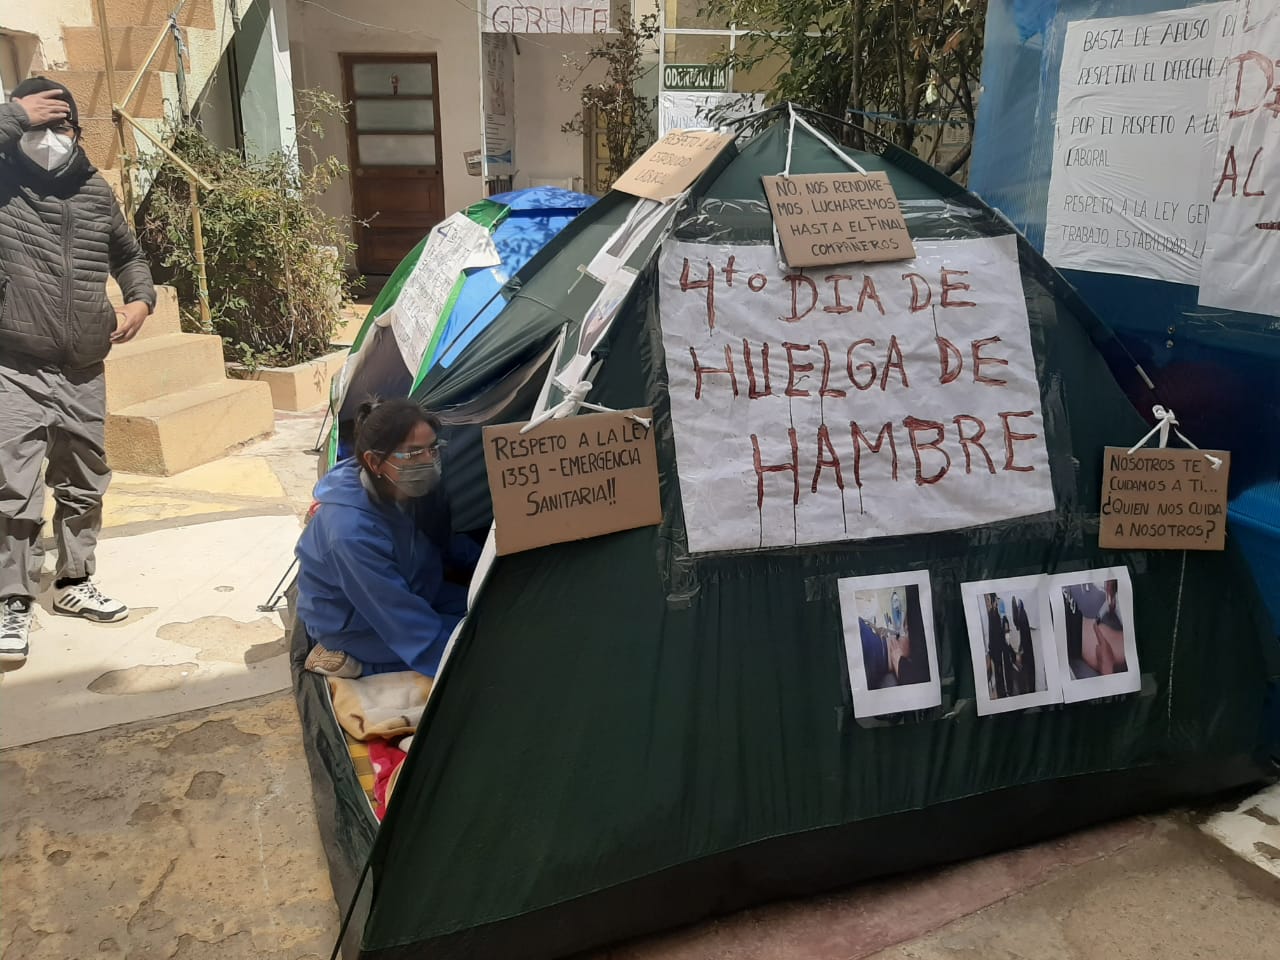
top-left (0, 77), bottom-right (155, 666)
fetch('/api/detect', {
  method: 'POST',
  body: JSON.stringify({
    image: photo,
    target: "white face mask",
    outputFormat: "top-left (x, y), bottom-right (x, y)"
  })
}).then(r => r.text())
top-left (19, 128), bottom-right (76, 171)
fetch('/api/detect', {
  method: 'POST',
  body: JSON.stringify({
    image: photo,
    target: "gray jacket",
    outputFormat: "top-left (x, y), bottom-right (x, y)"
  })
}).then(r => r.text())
top-left (0, 102), bottom-right (155, 370)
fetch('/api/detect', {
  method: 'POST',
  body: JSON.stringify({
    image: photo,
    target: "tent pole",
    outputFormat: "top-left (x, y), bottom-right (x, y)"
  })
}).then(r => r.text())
top-left (328, 860), bottom-right (371, 960)
top-left (311, 403), bottom-right (332, 454)
top-left (257, 558), bottom-right (298, 613)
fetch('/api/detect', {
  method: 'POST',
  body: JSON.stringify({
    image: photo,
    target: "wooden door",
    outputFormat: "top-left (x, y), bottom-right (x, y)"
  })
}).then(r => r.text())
top-left (341, 54), bottom-right (444, 275)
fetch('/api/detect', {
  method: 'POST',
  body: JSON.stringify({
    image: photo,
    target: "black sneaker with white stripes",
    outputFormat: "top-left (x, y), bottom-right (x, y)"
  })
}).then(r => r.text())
top-left (52, 579), bottom-right (128, 623)
top-left (1, 597), bottom-right (32, 664)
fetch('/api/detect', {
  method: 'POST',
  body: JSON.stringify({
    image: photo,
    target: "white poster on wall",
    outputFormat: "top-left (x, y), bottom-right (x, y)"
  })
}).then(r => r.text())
top-left (482, 0), bottom-right (610, 33)
top-left (482, 33), bottom-right (516, 176)
top-left (657, 235), bottom-right (1055, 554)
top-left (1043, 4), bottom-right (1231, 284)
top-left (658, 92), bottom-right (766, 137)
top-left (385, 213), bottom-right (500, 374)
top-left (1198, 0), bottom-right (1280, 317)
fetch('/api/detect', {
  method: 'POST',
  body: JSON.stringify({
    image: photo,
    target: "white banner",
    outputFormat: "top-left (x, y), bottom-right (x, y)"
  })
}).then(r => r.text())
top-left (482, 33), bottom-right (515, 175)
top-left (586, 197), bottom-right (678, 282)
top-left (555, 197), bottom-right (684, 388)
top-left (658, 235), bottom-right (1055, 554)
top-left (1198, 0), bottom-right (1280, 316)
top-left (386, 213), bottom-right (500, 374)
top-left (658, 92), bottom-right (766, 137)
top-left (482, 1), bottom-right (610, 33)
top-left (1044, 4), bottom-right (1231, 283)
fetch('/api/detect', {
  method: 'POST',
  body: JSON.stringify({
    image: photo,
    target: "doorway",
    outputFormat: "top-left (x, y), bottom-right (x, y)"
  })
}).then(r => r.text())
top-left (340, 54), bottom-right (444, 275)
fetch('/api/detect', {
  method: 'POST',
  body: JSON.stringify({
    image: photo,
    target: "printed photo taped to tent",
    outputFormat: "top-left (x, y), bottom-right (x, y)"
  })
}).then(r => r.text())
top-left (1048, 566), bottom-right (1141, 703)
top-left (837, 571), bottom-right (942, 719)
top-left (658, 234), bottom-right (1056, 553)
top-left (960, 574), bottom-right (1061, 716)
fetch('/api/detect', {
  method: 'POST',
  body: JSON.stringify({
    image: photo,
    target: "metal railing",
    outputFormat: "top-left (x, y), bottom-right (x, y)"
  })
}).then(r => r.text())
top-left (94, 0), bottom-right (211, 327)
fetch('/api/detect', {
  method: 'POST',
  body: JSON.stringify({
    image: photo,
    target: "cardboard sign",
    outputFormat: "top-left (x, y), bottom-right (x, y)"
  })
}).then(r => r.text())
top-left (1099, 446), bottom-right (1230, 551)
top-left (483, 408), bottom-right (662, 555)
top-left (761, 172), bottom-right (915, 267)
top-left (612, 130), bottom-right (735, 201)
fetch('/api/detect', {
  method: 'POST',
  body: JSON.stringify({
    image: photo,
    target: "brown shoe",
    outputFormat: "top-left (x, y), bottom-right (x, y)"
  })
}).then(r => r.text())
top-left (305, 642), bottom-right (363, 678)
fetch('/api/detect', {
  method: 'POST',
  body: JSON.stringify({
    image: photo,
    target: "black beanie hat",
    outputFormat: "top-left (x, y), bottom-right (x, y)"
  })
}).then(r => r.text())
top-left (10, 76), bottom-right (80, 131)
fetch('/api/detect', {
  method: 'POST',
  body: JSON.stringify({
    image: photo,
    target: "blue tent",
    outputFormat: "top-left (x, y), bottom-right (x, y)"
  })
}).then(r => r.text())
top-left (432, 187), bottom-right (594, 369)
top-left (330, 187), bottom-right (594, 464)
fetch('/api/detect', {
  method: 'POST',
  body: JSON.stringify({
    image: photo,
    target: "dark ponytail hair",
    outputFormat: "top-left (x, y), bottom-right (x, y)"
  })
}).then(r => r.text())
top-left (354, 398), bottom-right (442, 469)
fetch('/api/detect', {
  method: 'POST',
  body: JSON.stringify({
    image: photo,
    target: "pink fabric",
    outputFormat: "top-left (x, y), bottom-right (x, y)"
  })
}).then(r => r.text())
top-left (367, 739), bottom-right (408, 820)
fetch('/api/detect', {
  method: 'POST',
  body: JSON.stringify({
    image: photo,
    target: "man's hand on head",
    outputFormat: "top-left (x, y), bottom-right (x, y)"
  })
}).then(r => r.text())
top-left (111, 301), bottom-right (149, 344)
top-left (14, 90), bottom-right (72, 128)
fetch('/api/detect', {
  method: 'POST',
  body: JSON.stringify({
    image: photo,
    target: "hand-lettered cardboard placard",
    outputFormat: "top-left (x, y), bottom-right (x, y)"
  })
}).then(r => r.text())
top-left (762, 172), bottom-right (915, 267)
top-left (483, 408), bottom-right (662, 555)
top-left (612, 130), bottom-right (735, 201)
top-left (1099, 446), bottom-right (1230, 551)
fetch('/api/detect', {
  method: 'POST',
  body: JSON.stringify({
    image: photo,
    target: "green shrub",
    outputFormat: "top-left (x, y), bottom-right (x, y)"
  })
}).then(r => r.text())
top-left (136, 91), bottom-right (358, 369)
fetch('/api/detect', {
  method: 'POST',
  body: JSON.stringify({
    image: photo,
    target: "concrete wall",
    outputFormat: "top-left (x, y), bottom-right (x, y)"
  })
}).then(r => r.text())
top-left (0, 0), bottom-right (91, 68)
top-left (512, 34), bottom-right (605, 190)
top-left (0, 32), bottom-right (40, 94)
top-left (235, 0), bottom-right (297, 158)
top-left (285, 0), bottom-right (486, 264)
top-left (194, 48), bottom-right (240, 151)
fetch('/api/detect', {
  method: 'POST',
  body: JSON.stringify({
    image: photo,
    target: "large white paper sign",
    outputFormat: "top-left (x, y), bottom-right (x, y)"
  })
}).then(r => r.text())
top-left (388, 213), bottom-right (499, 374)
top-left (658, 235), bottom-right (1055, 554)
top-left (1199, 0), bottom-right (1280, 317)
top-left (483, 1), bottom-right (610, 33)
top-left (658, 92), bottom-right (766, 137)
top-left (1044, 4), bottom-right (1231, 283)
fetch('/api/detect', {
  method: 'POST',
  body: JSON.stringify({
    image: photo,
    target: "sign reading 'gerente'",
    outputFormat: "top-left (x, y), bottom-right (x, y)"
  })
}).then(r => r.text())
top-left (1099, 446), bottom-right (1230, 550)
top-left (482, 408), bottom-right (663, 555)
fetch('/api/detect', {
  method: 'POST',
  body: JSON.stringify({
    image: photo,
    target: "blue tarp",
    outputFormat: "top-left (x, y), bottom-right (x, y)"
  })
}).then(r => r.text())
top-left (970, 0), bottom-right (1280, 633)
top-left (431, 187), bottom-right (595, 368)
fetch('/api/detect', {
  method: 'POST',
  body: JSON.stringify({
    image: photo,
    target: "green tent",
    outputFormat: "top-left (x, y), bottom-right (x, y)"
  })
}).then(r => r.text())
top-left (339, 198), bottom-right (510, 396)
top-left (291, 110), bottom-right (1278, 960)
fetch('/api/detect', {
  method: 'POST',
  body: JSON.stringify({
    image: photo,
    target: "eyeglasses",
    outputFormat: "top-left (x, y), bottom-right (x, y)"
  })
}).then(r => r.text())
top-left (381, 440), bottom-right (446, 462)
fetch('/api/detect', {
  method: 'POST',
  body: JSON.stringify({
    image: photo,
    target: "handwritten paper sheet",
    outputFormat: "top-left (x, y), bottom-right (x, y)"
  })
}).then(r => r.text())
top-left (1044, 4), bottom-right (1231, 283)
top-left (389, 213), bottom-right (500, 375)
top-left (658, 235), bottom-right (1055, 554)
top-left (1198, 0), bottom-right (1280, 317)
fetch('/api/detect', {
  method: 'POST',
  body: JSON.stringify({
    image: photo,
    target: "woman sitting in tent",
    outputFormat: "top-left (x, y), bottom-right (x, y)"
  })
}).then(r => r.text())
top-left (295, 398), bottom-right (481, 678)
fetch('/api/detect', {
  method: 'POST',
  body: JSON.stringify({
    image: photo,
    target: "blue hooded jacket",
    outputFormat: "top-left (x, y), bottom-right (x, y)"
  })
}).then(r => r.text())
top-left (294, 458), bottom-right (482, 676)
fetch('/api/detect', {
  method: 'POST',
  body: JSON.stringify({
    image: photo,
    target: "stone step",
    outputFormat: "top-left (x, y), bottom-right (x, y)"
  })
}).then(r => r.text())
top-left (104, 331), bottom-right (224, 410)
top-left (90, 0), bottom-right (217, 31)
top-left (61, 25), bottom-right (181, 73)
top-left (108, 281), bottom-right (183, 340)
top-left (44, 69), bottom-right (165, 121)
top-left (106, 379), bottom-right (274, 476)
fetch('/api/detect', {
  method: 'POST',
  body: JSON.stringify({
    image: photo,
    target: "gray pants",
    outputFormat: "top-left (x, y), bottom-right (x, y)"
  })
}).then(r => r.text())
top-left (0, 358), bottom-right (110, 599)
